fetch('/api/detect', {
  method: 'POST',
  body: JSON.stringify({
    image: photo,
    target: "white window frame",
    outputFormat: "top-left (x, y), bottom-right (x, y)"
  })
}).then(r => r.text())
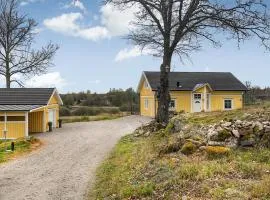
top-left (193, 93), bottom-right (202, 100)
top-left (206, 93), bottom-right (211, 112)
top-left (144, 99), bottom-right (149, 109)
top-left (169, 99), bottom-right (176, 111)
top-left (224, 99), bottom-right (233, 110)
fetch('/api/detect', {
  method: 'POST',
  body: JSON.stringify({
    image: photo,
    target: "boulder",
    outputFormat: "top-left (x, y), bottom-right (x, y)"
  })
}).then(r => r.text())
top-left (235, 120), bottom-right (242, 125)
top-left (265, 126), bottom-right (270, 133)
top-left (226, 137), bottom-right (239, 148)
top-left (222, 122), bottom-right (232, 128)
top-left (240, 139), bottom-right (256, 147)
top-left (207, 130), bottom-right (218, 140)
top-left (208, 141), bottom-right (226, 146)
top-left (232, 129), bottom-right (240, 138)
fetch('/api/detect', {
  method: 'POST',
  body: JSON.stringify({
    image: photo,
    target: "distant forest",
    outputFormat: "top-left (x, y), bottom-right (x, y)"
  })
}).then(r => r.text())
top-left (244, 82), bottom-right (270, 105)
top-left (60, 88), bottom-right (139, 116)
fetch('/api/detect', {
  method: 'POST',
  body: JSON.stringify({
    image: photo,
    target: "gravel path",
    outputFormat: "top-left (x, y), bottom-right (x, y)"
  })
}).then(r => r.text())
top-left (0, 116), bottom-right (151, 200)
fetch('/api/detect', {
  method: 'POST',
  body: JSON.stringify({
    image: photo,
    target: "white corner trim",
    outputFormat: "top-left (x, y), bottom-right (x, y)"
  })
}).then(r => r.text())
top-left (25, 112), bottom-right (29, 137)
top-left (137, 72), bottom-right (153, 93)
top-left (190, 92), bottom-right (193, 113)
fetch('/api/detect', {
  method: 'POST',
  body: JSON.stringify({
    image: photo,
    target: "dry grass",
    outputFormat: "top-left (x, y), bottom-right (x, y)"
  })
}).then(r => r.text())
top-left (90, 134), bottom-right (270, 200)
top-left (90, 103), bottom-right (270, 200)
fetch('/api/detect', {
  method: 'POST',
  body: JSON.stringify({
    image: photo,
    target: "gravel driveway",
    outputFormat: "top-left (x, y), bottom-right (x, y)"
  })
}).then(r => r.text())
top-left (0, 116), bottom-right (151, 200)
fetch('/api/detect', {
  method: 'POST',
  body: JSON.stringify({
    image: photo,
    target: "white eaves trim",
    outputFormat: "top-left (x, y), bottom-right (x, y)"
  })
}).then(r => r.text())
top-left (47, 88), bottom-right (64, 106)
top-left (136, 72), bottom-right (152, 93)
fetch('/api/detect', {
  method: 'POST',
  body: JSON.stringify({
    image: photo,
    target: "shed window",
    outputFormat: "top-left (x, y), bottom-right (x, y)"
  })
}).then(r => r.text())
top-left (224, 99), bottom-right (232, 110)
top-left (7, 116), bottom-right (25, 121)
top-left (0, 116), bottom-right (4, 121)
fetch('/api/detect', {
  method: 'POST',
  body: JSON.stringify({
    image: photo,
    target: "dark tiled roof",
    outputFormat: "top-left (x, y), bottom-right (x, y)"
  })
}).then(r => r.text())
top-left (0, 88), bottom-right (55, 105)
top-left (0, 105), bottom-right (43, 111)
top-left (144, 71), bottom-right (247, 91)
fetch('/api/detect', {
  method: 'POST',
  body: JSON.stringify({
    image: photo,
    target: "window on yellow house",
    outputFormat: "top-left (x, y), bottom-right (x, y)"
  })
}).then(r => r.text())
top-left (7, 116), bottom-right (25, 121)
top-left (144, 99), bottom-right (149, 109)
top-left (169, 99), bottom-right (176, 110)
top-left (224, 99), bottom-right (232, 110)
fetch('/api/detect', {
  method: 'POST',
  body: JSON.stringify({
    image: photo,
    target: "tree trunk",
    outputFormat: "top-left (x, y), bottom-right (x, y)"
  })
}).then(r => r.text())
top-left (6, 58), bottom-right (11, 88)
top-left (157, 53), bottom-right (172, 124)
top-left (6, 74), bottom-right (11, 88)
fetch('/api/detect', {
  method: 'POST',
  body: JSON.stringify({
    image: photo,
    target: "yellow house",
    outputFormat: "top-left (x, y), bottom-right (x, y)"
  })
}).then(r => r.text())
top-left (138, 71), bottom-right (248, 117)
top-left (0, 88), bottom-right (63, 139)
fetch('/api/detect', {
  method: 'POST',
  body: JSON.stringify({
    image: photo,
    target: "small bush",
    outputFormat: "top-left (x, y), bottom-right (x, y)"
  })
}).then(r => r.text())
top-left (205, 146), bottom-right (231, 158)
top-left (217, 129), bottom-right (232, 141)
top-left (59, 106), bottom-right (71, 116)
top-left (72, 107), bottom-right (101, 116)
top-left (180, 141), bottom-right (197, 155)
top-left (71, 106), bottom-right (120, 116)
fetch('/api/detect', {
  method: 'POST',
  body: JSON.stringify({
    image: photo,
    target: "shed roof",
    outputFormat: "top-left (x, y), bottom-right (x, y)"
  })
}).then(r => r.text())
top-left (142, 71), bottom-right (247, 91)
top-left (0, 105), bottom-right (42, 111)
top-left (0, 88), bottom-right (62, 111)
top-left (0, 88), bottom-right (55, 105)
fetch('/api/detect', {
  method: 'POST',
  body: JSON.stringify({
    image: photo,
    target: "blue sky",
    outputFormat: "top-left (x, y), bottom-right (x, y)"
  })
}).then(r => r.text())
top-left (15, 0), bottom-right (270, 93)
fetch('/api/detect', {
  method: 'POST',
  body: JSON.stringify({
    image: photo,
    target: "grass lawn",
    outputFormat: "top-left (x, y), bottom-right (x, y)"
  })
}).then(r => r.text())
top-left (0, 137), bottom-right (41, 163)
top-left (61, 113), bottom-right (129, 124)
top-left (89, 104), bottom-right (270, 200)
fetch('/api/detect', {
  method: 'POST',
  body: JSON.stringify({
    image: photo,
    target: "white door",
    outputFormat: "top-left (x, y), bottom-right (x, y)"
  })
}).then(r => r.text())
top-left (48, 109), bottom-right (56, 128)
top-left (193, 94), bottom-right (202, 112)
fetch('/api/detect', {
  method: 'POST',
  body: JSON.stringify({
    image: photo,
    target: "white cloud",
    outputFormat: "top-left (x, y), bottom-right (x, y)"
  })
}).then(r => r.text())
top-left (44, 2), bottom-right (137, 41)
top-left (88, 80), bottom-right (101, 84)
top-left (100, 3), bottom-right (136, 36)
top-left (43, 13), bottom-right (109, 41)
top-left (115, 46), bottom-right (153, 62)
top-left (63, 0), bottom-right (86, 11)
top-left (25, 72), bottom-right (67, 90)
top-left (20, 0), bottom-right (43, 6)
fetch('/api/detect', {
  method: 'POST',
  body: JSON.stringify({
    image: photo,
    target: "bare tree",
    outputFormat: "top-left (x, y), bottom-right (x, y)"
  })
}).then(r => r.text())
top-left (106, 0), bottom-right (270, 124)
top-left (0, 0), bottom-right (59, 88)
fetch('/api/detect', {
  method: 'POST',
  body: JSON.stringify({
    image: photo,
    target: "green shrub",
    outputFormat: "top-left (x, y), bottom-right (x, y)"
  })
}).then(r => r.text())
top-left (71, 106), bottom-right (120, 116)
top-left (106, 107), bottom-right (120, 114)
top-left (59, 106), bottom-right (71, 116)
top-left (72, 107), bottom-right (101, 116)
top-left (180, 141), bottom-right (197, 155)
top-left (216, 129), bottom-right (232, 141)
